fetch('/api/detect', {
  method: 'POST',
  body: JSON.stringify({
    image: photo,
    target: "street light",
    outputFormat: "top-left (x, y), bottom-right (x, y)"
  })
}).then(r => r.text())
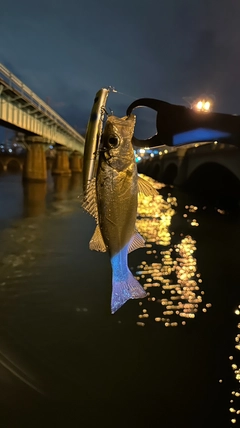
top-left (194, 99), bottom-right (212, 112)
top-left (204, 101), bottom-right (211, 111)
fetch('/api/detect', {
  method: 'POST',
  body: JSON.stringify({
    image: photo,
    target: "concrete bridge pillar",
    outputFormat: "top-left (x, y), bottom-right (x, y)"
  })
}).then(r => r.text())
top-left (23, 182), bottom-right (47, 217)
top-left (173, 147), bottom-right (189, 187)
top-left (70, 170), bottom-right (82, 191)
top-left (70, 151), bottom-right (83, 173)
top-left (23, 136), bottom-right (48, 182)
top-left (46, 157), bottom-right (54, 171)
top-left (53, 175), bottom-right (70, 199)
top-left (52, 147), bottom-right (71, 176)
top-left (3, 164), bottom-right (7, 172)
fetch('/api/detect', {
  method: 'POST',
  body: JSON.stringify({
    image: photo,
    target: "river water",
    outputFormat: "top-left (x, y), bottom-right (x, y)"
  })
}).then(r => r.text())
top-left (0, 171), bottom-right (239, 427)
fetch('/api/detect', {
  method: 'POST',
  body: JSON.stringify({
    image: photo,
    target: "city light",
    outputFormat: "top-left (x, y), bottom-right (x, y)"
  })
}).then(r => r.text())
top-left (134, 147), bottom-right (173, 163)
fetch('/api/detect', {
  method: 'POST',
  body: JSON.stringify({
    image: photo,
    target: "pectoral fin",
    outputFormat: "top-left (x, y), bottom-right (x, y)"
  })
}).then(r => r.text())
top-left (138, 175), bottom-right (159, 196)
top-left (89, 225), bottom-right (107, 252)
top-left (82, 178), bottom-right (98, 221)
top-left (128, 231), bottom-right (145, 253)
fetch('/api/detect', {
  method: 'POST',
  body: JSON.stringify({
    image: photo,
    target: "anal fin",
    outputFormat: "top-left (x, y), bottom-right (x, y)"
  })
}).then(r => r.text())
top-left (89, 225), bottom-right (107, 252)
top-left (128, 231), bottom-right (145, 253)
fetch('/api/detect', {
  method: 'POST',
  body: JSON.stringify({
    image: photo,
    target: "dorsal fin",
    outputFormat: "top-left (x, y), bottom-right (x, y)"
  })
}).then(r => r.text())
top-left (128, 231), bottom-right (145, 253)
top-left (138, 175), bottom-right (159, 196)
top-left (82, 178), bottom-right (98, 221)
top-left (89, 225), bottom-right (107, 252)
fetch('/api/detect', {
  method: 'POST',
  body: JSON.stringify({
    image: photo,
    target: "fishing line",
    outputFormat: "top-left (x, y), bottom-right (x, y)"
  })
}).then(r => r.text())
top-left (108, 86), bottom-right (138, 101)
top-left (98, 86), bottom-right (141, 145)
top-left (107, 86), bottom-right (157, 138)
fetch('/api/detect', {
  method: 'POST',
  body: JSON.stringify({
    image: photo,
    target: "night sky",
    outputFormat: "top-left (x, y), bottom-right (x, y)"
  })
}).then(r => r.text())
top-left (1, 0), bottom-right (240, 138)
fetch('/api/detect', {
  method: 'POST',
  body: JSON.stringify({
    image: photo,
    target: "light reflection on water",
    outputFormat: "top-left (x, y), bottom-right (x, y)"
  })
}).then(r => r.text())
top-left (135, 175), bottom-right (211, 327)
top-left (229, 306), bottom-right (240, 425)
top-left (0, 173), bottom-right (212, 327)
top-left (0, 173), bottom-right (83, 278)
top-left (0, 171), bottom-right (239, 425)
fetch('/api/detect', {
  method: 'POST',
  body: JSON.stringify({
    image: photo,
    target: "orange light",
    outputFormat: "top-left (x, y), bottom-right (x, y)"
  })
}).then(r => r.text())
top-left (194, 98), bottom-right (212, 112)
top-left (204, 101), bottom-right (210, 111)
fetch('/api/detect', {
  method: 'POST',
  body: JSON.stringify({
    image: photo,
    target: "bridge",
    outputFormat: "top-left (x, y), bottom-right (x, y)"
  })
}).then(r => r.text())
top-left (0, 64), bottom-right (85, 181)
top-left (138, 141), bottom-right (240, 197)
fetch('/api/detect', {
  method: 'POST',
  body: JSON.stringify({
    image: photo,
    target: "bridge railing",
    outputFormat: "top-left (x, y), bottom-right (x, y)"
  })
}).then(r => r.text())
top-left (0, 64), bottom-right (84, 143)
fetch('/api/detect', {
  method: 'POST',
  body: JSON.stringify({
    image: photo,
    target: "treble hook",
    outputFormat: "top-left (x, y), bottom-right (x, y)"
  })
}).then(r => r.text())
top-left (108, 86), bottom-right (117, 93)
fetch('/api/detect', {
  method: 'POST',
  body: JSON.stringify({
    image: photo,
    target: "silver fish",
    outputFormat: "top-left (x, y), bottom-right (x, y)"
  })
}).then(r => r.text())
top-left (83, 114), bottom-right (158, 313)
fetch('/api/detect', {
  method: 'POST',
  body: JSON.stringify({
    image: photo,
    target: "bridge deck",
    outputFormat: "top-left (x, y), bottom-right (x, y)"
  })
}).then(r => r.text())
top-left (0, 64), bottom-right (85, 153)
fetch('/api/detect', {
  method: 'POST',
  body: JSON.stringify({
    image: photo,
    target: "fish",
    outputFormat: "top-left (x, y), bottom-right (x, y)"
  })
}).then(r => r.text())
top-left (82, 114), bottom-right (158, 314)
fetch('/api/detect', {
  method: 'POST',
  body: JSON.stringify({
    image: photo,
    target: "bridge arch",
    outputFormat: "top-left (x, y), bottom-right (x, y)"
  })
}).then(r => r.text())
top-left (144, 160), bottom-right (154, 177)
top-left (186, 162), bottom-right (240, 200)
top-left (187, 150), bottom-right (240, 183)
top-left (151, 163), bottom-right (161, 180)
top-left (162, 163), bottom-right (178, 185)
top-left (6, 158), bottom-right (22, 172)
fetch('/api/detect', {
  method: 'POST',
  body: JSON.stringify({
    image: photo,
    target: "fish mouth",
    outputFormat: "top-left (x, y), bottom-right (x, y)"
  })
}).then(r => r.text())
top-left (83, 87), bottom-right (140, 194)
top-left (106, 114), bottom-right (136, 126)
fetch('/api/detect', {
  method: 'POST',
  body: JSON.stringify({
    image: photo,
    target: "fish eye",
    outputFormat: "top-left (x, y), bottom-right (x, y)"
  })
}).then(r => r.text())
top-left (108, 136), bottom-right (119, 148)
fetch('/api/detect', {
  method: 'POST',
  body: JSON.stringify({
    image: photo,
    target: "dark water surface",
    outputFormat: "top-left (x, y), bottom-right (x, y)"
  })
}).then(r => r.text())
top-left (0, 172), bottom-right (240, 427)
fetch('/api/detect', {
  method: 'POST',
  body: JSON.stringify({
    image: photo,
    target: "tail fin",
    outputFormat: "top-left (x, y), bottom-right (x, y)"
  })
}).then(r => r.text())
top-left (111, 270), bottom-right (147, 314)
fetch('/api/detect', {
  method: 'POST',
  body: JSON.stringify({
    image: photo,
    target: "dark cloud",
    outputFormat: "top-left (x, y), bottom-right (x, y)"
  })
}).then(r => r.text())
top-left (1, 0), bottom-right (240, 136)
